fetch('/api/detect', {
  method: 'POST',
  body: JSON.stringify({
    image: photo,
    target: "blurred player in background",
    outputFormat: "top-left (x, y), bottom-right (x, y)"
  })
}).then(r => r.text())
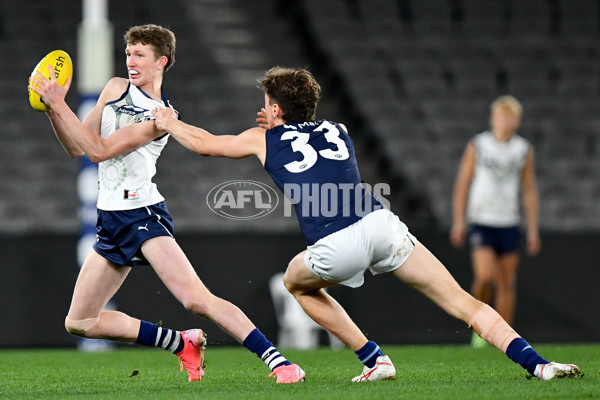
top-left (153, 66), bottom-right (581, 382)
top-left (29, 24), bottom-right (304, 384)
top-left (451, 95), bottom-right (540, 348)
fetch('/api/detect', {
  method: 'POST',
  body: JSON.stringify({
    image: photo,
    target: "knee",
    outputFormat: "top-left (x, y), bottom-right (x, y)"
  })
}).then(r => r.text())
top-left (64, 316), bottom-right (99, 337)
top-left (181, 296), bottom-right (211, 318)
top-left (283, 253), bottom-right (308, 295)
top-left (496, 273), bottom-right (517, 290)
top-left (282, 269), bottom-right (301, 296)
top-left (283, 271), bottom-right (317, 299)
top-left (474, 272), bottom-right (494, 285)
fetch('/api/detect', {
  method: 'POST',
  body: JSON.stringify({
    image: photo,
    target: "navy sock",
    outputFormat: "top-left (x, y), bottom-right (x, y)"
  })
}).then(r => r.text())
top-left (355, 341), bottom-right (383, 368)
top-left (243, 328), bottom-right (291, 371)
top-left (505, 338), bottom-right (548, 375)
top-left (136, 320), bottom-right (184, 354)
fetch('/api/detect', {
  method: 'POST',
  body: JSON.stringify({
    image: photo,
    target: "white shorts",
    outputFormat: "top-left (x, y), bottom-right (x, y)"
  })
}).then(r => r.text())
top-left (304, 209), bottom-right (416, 288)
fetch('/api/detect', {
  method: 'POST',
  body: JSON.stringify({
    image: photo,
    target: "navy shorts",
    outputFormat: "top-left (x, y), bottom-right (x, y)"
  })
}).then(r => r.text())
top-left (93, 201), bottom-right (174, 267)
top-left (468, 224), bottom-right (520, 255)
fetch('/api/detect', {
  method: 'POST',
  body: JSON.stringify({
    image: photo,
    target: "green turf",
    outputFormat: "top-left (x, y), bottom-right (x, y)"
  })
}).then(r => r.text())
top-left (0, 344), bottom-right (597, 400)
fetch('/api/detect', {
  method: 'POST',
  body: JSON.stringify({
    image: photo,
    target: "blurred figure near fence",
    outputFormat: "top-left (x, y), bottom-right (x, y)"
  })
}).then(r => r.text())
top-left (451, 95), bottom-right (541, 348)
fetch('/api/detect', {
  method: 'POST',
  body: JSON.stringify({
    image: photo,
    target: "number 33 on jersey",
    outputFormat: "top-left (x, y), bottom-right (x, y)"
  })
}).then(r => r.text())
top-left (278, 121), bottom-right (350, 173)
top-left (264, 119), bottom-right (385, 246)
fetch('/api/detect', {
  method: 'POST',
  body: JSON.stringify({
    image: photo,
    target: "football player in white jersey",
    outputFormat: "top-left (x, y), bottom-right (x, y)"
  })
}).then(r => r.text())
top-left (152, 67), bottom-right (580, 382)
top-left (451, 95), bottom-right (540, 348)
top-left (29, 25), bottom-right (304, 384)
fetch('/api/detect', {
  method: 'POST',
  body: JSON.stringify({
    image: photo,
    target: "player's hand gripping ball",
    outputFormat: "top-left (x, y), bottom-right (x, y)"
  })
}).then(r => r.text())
top-left (28, 50), bottom-right (73, 112)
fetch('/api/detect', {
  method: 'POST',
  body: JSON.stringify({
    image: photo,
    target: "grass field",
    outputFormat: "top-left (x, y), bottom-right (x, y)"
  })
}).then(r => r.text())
top-left (0, 344), bottom-right (598, 400)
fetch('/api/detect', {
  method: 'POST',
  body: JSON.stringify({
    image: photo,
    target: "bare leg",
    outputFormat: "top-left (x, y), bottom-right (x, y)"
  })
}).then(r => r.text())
top-left (470, 247), bottom-right (497, 306)
top-left (495, 253), bottom-right (519, 325)
top-left (141, 236), bottom-right (256, 343)
top-left (283, 251), bottom-right (368, 351)
top-left (394, 242), bottom-right (479, 321)
top-left (393, 242), bottom-right (519, 351)
top-left (66, 249), bottom-right (142, 340)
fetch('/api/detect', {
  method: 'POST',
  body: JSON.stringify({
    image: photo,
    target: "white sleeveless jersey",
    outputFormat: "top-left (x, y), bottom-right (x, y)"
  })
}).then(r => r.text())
top-left (96, 83), bottom-right (171, 211)
top-left (466, 131), bottom-right (530, 227)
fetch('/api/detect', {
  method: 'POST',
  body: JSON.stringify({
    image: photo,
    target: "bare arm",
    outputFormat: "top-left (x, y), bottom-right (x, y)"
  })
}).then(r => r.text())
top-left (153, 107), bottom-right (267, 164)
top-left (45, 89), bottom-right (105, 159)
top-left (521, 148), bottom-right (541, 255)
top-left (49, 99), bottom-right (161, 163)
top-left (451, 141), bottom-right (476, 248)
top-left (29, 66), bottom-right (84, 157)
top-left (31, 71), bottom-right (163, 163)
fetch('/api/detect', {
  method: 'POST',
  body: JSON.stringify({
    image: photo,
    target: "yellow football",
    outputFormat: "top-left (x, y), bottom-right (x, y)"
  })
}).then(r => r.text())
top-left (28, 50), bottom-right (73, 112)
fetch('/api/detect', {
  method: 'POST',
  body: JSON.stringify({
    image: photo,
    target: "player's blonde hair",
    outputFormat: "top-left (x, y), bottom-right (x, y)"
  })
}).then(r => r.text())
top-left (124, 24), bottom-right (176, 72)
top-left (490, 95), bottom-right (522, 117)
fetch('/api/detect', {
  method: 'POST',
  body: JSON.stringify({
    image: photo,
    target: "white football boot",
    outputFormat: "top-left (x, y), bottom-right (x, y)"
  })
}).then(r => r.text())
top-left (352, 355), bottom-right (397, 382)
top-left (533, 362), bottom-right (583, 380)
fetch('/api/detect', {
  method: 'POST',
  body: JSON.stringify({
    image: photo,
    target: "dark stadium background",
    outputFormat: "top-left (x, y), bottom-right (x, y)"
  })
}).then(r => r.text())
top-left (0, 0), bottom-right (598, 347)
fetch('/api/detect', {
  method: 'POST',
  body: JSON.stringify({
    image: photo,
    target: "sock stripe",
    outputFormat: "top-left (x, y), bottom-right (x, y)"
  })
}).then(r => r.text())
top-left (162, 329), bottom-right (173, 348)
top-left (261, 346), bottom-right (276, 361)
top-left (261, 347), bottom-right (288, 370)
top-left (268, 356), bottom-right (286, 369)
top-left (167, 334), bottom-right (181, 353)
top-left (154, 329), bottom-right (162, 347)
top-left (244, 329), bottom-right (290, 371)
top-left (154, 328), bottom-right (181, 353)
top-left (264, 353), bottom-right (278, 365)
top-left (263, 349), bottom-right (280, 365)
top-left (361, 345), bottom-right (381, 363)
top-left (137, 321), bottom-right (184, 354)
top-left (355, 341), bottom-right (383, 368)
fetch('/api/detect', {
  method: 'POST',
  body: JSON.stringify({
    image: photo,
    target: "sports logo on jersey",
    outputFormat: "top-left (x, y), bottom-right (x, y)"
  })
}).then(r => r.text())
top-left (115, 105), bottom-right (146, 116)
top-left (112, 104), bottom-right (152, 129)
top-left (206, 180), bottom-right (279, 220)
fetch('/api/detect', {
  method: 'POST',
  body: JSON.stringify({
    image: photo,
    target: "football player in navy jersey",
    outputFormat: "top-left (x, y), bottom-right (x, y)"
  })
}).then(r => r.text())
top-left (29, 26), bottom-right (304, 384)
top-left (153, 66), bottom-right (581, 382)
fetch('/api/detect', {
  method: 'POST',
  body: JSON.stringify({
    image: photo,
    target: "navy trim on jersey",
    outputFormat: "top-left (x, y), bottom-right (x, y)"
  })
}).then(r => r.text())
top-left (160, 86), bottom-right (169, 107)
top-left (137, 84), bottom-right (169, 107)
top-left (106, 82), bottom-right (131, 106)
top-left (106, 82), bottom-right (170, 107)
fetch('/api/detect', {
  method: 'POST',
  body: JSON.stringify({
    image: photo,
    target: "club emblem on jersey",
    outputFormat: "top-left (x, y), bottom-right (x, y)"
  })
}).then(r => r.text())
top-left (206, 180), bottom-right (279, 220)
top-left (99, 156), bottom-right (127, 191)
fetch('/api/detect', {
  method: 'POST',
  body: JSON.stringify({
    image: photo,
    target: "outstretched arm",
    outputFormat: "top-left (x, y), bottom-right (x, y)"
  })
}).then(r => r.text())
top-left (30, 69), bottom-right (164, 163)
top-left (153, 107), bottom-right (267, 164)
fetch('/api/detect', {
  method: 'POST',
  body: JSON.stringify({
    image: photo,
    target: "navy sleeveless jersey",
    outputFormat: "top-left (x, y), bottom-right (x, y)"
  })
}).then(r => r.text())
top-left (264, 120), bottom-right (385, 245)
